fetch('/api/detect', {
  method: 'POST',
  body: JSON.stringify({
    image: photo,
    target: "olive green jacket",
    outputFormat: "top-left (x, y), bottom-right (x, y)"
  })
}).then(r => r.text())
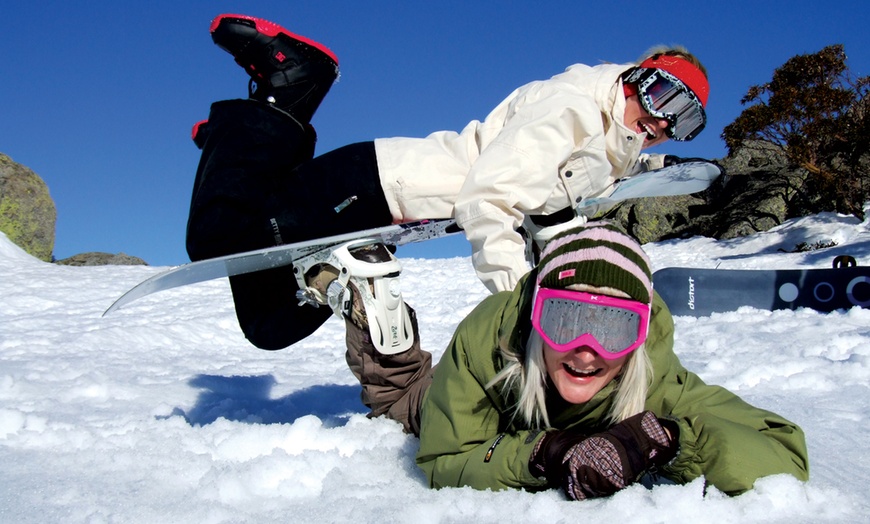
top-left (415, 276), bottom-right (809, 495)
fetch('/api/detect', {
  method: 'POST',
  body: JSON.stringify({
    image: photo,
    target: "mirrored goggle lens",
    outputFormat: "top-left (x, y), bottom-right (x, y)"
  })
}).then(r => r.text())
top-left (639, 72), bottom-right (706, 141)
top-left (536, 297), bottom-right (643, 354)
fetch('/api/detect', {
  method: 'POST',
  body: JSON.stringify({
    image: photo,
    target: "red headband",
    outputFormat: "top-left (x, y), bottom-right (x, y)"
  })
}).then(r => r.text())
top-left (639, 55), bottom-right (709, 106)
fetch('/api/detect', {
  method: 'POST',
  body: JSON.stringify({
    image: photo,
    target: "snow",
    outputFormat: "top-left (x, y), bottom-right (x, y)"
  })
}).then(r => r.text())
top-left (2, 210), bottom-right (870, 523)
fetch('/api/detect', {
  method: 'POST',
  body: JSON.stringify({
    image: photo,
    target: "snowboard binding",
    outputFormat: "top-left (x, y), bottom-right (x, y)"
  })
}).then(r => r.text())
top-left (292, 239), bottom-right (414, 355)
top-left (522, 214), bottom-right (589, 266)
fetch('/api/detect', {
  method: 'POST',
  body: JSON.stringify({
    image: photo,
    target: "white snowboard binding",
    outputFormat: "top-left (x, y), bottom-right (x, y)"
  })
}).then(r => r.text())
top-left (522, 214), bottom-right (589, 267)
top-left (293, 238), bottom-right (414, 355)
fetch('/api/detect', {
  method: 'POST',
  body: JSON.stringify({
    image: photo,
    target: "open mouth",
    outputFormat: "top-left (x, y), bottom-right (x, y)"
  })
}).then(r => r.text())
top-left (639, 121), bottom-right (658, 141)
top-left (563, 362), bottom-right (602, 378)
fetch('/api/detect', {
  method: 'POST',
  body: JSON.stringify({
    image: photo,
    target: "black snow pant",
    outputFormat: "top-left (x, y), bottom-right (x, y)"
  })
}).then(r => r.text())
top-left (186, 98), bottom-right (393, 349)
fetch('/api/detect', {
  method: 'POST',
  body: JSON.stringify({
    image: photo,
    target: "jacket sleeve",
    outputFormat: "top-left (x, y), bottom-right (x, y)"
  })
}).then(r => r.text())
top-left (454, 86), bottom-right (602, 294)
top-left (646, 298), bottom-right (810, 494)
top-left (415, 320), bottom-right (547, 491)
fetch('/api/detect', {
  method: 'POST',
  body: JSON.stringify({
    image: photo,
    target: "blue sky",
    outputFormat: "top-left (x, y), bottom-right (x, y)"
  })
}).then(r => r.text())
top-left (2, 0), bottom-right (868, 266)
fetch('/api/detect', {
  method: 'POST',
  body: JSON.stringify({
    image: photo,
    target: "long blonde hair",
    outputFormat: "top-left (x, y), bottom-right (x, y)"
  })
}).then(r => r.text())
top-left (486, 331), bottom-right (652, 428)
top-left (494, 222), bottom-right (656, 428)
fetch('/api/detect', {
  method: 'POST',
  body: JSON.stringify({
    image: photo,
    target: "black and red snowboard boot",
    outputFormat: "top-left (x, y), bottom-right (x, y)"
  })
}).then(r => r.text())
top-left (210, 13), bottom-right (339, 123)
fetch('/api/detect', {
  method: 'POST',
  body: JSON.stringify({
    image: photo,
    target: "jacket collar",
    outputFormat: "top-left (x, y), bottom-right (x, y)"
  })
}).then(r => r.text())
top-left (554, 62), bottom-right (648, 175)
top-left (606, 75), bottom-right (647, 174)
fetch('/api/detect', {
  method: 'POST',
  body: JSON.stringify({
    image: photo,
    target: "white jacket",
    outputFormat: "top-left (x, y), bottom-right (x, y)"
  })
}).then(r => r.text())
top-left (374, 62), bottom-right (663, 293)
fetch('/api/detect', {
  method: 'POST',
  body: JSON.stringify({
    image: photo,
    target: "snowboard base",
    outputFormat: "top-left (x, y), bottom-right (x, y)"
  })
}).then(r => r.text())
top-left (654, 265), bottom-right (870, 316)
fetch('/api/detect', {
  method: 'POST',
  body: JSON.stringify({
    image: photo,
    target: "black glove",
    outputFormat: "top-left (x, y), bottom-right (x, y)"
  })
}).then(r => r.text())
top-left (663, 155), bottom-right (713, 167)
top-left (530, 411), bottom-right (679, 500)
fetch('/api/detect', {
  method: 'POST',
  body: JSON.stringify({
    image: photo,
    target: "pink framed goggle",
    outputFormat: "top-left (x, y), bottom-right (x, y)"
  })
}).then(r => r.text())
top-left (531, 288), bottom-right (651, 359)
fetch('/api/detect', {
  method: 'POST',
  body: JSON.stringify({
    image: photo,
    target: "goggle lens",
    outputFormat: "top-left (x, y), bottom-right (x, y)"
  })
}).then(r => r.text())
top-left (531, 289), bottom-right (650, 359)
top-left (631, 68), bottom-right (707, 141)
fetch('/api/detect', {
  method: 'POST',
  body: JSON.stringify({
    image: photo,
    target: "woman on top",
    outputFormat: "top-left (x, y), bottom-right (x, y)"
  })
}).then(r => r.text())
top-left (186, 14), bottom-right (711, 352)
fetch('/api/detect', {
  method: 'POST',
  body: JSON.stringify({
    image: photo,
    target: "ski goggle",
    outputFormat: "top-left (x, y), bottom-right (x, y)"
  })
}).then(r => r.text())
top-left (531, 288), bottom-right (651, 359)
top-left (625, 67), bottom-right (707, 142)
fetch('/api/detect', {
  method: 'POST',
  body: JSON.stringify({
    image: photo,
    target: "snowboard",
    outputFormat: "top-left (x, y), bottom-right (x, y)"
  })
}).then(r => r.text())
top-left (105, 161), bottom-right (720, 315)
top-left (104, 218), bottom-right (459, 315)
top-left (654, 264), bottom-right (870, 316)
top-left (579, 160), bottom-right (720, 209)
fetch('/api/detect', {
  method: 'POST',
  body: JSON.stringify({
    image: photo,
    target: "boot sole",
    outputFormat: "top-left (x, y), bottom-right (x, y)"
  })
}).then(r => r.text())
top-left (210, 13), bottom-right (338, 66)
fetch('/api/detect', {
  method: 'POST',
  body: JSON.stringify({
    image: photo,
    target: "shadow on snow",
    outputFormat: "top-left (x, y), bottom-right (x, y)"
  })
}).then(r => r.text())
top-left (164, 374), bottom-right (366, 427)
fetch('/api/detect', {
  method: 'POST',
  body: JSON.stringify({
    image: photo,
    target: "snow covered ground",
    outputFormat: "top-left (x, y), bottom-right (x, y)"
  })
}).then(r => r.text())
top-left (2, 210), bottom-right (869, 523)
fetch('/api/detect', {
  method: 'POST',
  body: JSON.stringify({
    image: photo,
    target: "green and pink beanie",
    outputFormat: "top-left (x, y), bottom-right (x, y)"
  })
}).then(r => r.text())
top-left (535, 221), bottom-right (653, 304)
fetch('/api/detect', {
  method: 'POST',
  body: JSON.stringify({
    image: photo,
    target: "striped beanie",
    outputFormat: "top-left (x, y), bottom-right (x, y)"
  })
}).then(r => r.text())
top-left (535, 221), bottom-right (653, 304)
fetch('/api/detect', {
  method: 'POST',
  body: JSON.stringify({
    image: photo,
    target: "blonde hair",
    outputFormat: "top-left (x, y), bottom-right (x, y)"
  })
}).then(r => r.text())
top-left (638, 45), bottom-right (708, 78)
top-left (486, 331), bottom-right (652, 428)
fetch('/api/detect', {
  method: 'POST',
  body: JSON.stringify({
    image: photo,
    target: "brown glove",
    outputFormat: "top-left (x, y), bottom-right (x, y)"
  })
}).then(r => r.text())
top-left (530, 411), bottom-right (679, 500)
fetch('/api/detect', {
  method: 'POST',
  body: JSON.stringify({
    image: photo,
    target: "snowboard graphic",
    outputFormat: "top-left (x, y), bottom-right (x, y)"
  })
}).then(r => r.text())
top-left (654, 263), bottom-right (870, 316)
top-left (579, 160), bottom-right (720, 209)
top-left (105, 161), bottom-right (720, 315)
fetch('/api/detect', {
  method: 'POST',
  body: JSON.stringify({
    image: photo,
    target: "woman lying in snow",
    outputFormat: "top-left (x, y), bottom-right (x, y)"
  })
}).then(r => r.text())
top-left (348, 221), bottom-right (809, 499)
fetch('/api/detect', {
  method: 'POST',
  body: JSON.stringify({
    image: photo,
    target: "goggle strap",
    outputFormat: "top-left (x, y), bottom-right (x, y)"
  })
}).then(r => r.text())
top-left (639, 56), bottom-right (709, 107)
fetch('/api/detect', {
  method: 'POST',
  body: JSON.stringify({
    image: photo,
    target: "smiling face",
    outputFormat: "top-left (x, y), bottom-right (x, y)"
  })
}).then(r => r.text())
top-left (539, 283), bottom-right (636, 405)
top-left (543, 342), bottom-right (628, 404)
top-left (624, 94), bottom-right (670, 148)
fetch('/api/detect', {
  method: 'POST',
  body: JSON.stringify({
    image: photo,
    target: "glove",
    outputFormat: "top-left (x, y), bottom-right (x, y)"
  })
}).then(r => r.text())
top-left (663, 155), bottom-right (713, 167)
top-left (530, 411), bottom-right (679, 500)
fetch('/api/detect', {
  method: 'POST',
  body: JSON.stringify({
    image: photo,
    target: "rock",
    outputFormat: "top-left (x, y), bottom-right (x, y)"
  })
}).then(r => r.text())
top-left (55, 252), bottom-right (148, 266)
top-left (608, 140), bottom-right (811, 244)
top-left (0, 153), bottom-right (57, 261)
top-left (609, 193), bottom-right (707, 245)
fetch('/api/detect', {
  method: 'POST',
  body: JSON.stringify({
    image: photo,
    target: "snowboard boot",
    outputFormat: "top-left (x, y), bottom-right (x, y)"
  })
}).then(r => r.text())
top-left (299, 249), bottom-right (375, 329)
top-left (210, 13), bottom-right (339, 123)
